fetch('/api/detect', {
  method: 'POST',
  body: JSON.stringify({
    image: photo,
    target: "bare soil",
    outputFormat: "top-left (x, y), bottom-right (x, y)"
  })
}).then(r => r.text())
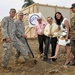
top-left (0, 39), bottom-right (75, 75)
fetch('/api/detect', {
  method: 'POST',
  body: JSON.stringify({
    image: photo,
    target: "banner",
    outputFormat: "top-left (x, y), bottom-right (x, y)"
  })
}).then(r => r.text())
top-left (28, 13), bottom-right (41, 27)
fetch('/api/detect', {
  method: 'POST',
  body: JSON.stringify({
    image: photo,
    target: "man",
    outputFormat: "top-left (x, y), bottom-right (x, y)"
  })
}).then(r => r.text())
top-left (15, 12), bottom-right (31, 63)
top-left (70, 3), bottom-right (75, 65)
top-left (34, 17), bottom-right (46, 58)
top-left (1, 8), bottom-right (30, 68)
top-left (44, 17), bottom-right (59, 62)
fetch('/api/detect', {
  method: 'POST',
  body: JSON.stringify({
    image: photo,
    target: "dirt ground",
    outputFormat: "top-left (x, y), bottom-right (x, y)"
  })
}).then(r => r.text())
top-left (0, 39), bottom-right (75, 75)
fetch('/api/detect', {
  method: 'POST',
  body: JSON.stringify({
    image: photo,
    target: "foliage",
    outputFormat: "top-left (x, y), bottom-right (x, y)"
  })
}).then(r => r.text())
top-left (22, 0), bottom-right (35, 8)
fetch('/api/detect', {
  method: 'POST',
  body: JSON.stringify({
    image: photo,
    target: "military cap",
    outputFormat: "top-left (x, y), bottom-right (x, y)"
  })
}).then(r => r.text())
top-left (70, 3), bottom-right (75, 9)
top-left (19, 12), bottom-right (25, 16)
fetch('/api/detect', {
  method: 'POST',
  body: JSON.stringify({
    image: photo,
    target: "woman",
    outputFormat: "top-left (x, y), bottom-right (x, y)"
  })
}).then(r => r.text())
top-left (50, 12), bottom-right (70, 65)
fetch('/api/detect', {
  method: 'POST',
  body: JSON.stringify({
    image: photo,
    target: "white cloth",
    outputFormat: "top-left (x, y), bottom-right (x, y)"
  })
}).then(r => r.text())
top-left (57, 38), bottom-right (70, 46)
top-left (57, 18), bottom-right (70, 46)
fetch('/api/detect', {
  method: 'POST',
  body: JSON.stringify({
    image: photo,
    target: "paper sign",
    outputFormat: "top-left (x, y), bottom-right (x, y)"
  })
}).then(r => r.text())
top-left (28, 13), bottom-right (41, 27)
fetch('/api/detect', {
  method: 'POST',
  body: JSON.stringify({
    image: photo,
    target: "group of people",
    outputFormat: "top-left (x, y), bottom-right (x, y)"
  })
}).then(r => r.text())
top-left (1, 3), bottom-right (75, 69)
top-left (34, 3), bottom-right (75, 65)
top-left (34, 12), bottom-right (70, 64)
top-left (1, 9), bottom-right (33, 68)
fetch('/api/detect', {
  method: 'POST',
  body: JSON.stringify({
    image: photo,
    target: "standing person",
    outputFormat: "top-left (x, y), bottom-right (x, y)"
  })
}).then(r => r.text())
top-left (34, 17), bottom-right (46, 58)
top-left (15, 12), bottom-right (32, 63)
top-left (70, 3), bottom-right (75, 66)
top-left (1, 8), bottom-right (30, 68)
top-left (50, 12), bottom-right (70, 65)
top-left (44, 17), bottom-right (59, 62)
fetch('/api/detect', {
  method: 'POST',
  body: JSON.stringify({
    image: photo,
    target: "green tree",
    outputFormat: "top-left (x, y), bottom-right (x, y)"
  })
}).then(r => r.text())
top-left (22, 0), bottom-right (35, 8)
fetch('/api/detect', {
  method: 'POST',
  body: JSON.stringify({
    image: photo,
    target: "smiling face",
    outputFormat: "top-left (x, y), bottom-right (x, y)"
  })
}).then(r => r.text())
top-left (55, 12), bottom-right (63, 25)
top-left (9, 9), bottom-right (16, 18)
top-left (55, 13), bottom-right (61, 20)
top-left (47, 17), bottom-right (53, 25)
top-left (18, 15), bottom-right (24, 21)
top-left (71, 7), bottom-right (75, 13)
top-left (37, 17), bottom-right (42, 24)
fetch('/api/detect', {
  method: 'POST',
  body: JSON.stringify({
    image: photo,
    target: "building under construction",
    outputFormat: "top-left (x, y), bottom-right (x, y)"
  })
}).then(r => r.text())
top-left (0, 3), bottom-right (73, 43)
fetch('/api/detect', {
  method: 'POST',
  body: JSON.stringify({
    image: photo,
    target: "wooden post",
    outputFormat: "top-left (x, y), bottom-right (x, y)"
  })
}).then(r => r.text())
top-left (28, 7), bottom-right (30, 14)
top-left (36, 3), bottom-right (39, 13)
top-left (41, 12), bottom-right (48, 24)
top-left (55, 5), bottom-right (57, 13)
top-left (32, 4), bottom-right (34, 13)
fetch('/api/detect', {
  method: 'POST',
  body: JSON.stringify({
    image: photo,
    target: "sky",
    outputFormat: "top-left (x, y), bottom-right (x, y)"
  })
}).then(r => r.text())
top-left (0, 0), bottom-right (75, 21)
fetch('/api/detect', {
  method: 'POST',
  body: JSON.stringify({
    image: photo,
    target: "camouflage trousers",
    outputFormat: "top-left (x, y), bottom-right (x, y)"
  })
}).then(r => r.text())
top-left (70, 39), bottom-right (75, 58)
top-left (2, 38), bottom-right (30, 67)
top-left (16, 37), bottom-right (31, 59)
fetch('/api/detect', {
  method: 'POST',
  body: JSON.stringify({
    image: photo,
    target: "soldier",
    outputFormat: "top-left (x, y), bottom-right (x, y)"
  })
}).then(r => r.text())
top-left (15, 12), bottom-right (31, 63)
top-left (70, 3), bottom-right (75, 66)
top-left (1, 8), bottom-right (30, 68)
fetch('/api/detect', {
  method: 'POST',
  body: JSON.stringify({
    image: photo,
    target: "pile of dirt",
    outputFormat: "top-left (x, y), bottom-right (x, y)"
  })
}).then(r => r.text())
top-left (0, 39), bottom-right (75, 75)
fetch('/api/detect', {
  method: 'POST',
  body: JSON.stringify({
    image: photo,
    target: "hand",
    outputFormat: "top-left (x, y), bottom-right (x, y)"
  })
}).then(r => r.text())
top-left (65, 37), bottom-right (68, 41)
top-left (6, 38), bottom-right (10, 42)
top-left (22, 34), bottom-right (27, 38)
top-left (48, 33), bottom-right (53, 36)
top-left (51, 32), bottom-right (54, 36)
top-left (34, 35), bottom-right (37, 38)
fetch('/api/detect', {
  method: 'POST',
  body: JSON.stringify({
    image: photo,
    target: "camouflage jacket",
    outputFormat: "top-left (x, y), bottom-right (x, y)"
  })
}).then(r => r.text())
top-left (70, 14), bottom-right (75, 40)
top-left (1, 16), bottom-right (16, 41)
top-left (14, 19), bottom-right (25, 38)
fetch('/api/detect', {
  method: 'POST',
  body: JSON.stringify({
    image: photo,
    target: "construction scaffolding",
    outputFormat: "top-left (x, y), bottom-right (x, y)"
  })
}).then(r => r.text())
top-left (0, 3), bottom-right (72, 43)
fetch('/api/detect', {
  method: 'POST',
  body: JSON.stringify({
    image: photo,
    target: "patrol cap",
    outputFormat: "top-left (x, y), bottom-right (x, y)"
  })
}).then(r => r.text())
top-left (18, 12), bottom-right (25, 16)
top-left (70, 3), bottom-right (75, 9)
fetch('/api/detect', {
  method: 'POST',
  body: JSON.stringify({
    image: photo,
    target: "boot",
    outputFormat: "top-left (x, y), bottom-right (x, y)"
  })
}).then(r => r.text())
top-left (43, 56), bottom-right (50, 64)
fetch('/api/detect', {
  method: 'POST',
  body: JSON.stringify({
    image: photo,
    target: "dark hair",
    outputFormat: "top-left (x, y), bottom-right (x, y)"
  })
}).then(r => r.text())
top-left (10, 8), bottom-right (16, 13)
top-left (55, 12), bottom-right (64, 25)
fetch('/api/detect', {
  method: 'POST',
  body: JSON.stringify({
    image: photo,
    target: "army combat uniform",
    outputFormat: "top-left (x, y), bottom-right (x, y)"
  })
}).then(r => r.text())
top-left (15, 19), bottom-right (31, 59)
top-left (70, 14), bottom-right (75, 61)
top-left (1, 16), bottom-right (30, 67)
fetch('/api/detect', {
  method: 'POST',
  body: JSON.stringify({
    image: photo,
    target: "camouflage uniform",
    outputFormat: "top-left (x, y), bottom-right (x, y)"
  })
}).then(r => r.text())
top-left (1, 16), bottom-right (30, 67)
top-left (70, 14), bottom-right (75, 59)
top-left (15, 19), bottom-right (31, 59)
